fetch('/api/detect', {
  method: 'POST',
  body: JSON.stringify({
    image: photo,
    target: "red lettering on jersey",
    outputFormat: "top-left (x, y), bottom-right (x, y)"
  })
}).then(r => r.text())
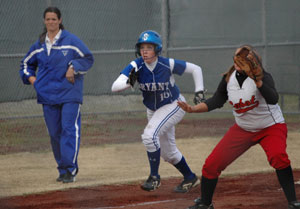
top-left (229, 95), bottom-right (259, 114)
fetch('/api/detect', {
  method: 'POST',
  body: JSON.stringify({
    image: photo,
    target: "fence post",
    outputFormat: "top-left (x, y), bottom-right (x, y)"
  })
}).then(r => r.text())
top-left (299, 93), bottom-right (300, 111)
top-left (280, 93), bottom-right (285, 111)
top-left (161, 0), bottom-right (169, 57)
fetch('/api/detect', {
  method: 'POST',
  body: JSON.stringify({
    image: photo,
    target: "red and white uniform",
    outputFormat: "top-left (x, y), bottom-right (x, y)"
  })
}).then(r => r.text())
top-left (228, 70), bottom-right (284, 132)
top-left (202, 70), bottom-right (290, 179)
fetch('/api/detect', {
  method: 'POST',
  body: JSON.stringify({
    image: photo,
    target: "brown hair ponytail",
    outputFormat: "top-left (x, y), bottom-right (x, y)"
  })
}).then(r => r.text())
top-left (39, 7), bottom-right (65, 43)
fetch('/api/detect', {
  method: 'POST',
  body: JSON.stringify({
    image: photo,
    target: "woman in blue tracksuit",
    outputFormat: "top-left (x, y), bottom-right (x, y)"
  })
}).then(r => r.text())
top-left (19, 7), bottom-right (94, 183)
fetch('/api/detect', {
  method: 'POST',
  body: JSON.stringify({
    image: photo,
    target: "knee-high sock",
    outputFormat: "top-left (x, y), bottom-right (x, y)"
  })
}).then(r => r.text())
top-left (276, 166), bottom-right (297, 203)
top-left (201, 176), bottom-right (218, 206)
top-left (174, 156), bottom-right (195, 180)
top-left (147, 149), bottom-right (160, 177)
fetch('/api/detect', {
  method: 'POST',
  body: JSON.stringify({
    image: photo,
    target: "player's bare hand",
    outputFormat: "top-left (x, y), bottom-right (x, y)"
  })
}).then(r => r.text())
top-left (178, 101), bottom-right (194, 113)
top-left (66, 66), bottom-right (75, 84)
top-left (28, 76), bottom-right (36, 85)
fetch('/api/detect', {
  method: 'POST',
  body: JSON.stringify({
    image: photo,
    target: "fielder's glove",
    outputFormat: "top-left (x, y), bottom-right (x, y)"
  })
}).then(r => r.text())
top-left (126, 67), bottom-right (139, 87)
top-left (234, 46), bottom-right (263, 82)
top-left (193, 90), bottom-right (206, 105)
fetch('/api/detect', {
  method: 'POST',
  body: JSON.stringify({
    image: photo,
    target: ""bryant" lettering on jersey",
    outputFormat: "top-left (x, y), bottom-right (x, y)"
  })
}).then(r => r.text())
top-left (139, 82), bottom-right (170, 91)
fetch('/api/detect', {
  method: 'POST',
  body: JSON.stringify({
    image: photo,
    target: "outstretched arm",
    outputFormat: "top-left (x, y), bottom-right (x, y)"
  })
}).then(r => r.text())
top-left (178, 75), bottom-right (228, 113)
top-left (177, 101), bottom-right (209, 113)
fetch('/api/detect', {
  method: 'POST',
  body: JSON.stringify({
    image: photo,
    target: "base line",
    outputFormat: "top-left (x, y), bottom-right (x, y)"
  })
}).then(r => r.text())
top-left (93, 198), bottom-right (185, 209)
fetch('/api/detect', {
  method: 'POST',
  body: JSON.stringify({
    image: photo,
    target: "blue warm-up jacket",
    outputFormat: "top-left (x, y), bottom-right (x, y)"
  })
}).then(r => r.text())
top-left (20, 30), bottom-right (94, 105)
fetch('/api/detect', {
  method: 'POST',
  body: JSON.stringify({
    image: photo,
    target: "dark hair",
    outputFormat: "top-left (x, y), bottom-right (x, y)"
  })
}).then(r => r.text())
top-left (39, 7), bottom-right (65, 43)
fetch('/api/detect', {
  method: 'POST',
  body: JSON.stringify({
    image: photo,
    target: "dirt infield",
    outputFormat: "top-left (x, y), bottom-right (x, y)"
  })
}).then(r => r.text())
top-left (1, 171), bottom-right (300, 209)
top-left (0, 118), bottom-right (299, 209)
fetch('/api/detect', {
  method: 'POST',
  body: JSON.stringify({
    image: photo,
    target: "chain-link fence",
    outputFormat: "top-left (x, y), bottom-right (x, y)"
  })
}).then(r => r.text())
top-left (0, 0), bottom-right (299, 150)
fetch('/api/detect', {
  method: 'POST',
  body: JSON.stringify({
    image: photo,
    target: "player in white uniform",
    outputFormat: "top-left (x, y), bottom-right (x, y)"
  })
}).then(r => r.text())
top-left (112, 30), bottom-right (205, 193)
top-left (178, 45), bottom-right (300, 209)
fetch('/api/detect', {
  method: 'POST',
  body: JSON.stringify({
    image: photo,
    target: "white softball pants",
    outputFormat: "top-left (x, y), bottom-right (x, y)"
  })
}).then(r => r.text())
top-left (141, 94), bottom-right (186, 165)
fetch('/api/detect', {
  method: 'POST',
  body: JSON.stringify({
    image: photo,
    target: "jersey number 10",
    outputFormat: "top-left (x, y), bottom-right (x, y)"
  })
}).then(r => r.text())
top-left (160, 92), bottom-right (170, 101)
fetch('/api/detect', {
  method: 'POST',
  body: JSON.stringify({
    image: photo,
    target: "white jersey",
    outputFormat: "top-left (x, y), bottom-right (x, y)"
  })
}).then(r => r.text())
top-left (227, 71), bottom-right (285, 132)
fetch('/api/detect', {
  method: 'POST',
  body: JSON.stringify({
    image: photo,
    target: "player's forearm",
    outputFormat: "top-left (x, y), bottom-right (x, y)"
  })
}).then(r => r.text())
top-left (111, 74), bottom-right (131, 92)
top-left (257, 72), bottom-right (279, 104)
top-left (204, 77), bottom-right (228, 111)
top-left (184, 62), bottom-right (204, 92)
top-left (191, 102), bottom-right (209, 113)
top-left (177, 101), bottom-right (208, 113)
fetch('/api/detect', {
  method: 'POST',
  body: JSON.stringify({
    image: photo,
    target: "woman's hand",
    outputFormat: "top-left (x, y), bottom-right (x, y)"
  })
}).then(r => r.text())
top-left (66, 66), bottom-right (75, 84)
top-left (28, 76), bottom-right (36, 85)
top-left (178, 100), bottom-right (209, 113)
top-left (178, 101), bottom-right (194, 113)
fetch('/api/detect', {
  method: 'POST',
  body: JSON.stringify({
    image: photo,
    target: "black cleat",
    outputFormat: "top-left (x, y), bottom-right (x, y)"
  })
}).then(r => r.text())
top-left (289, 201), bottom-right (300, 209)
top-left (187, 198), bottom-right (214, 209)
top-left (141, 175), bottom-right (161, 191)
top-left (63, 172), bottom-right (75, 183)
top-left (174, 176), bottom-right (200, 193)
top-left (56, 173), bottom-right (66, 182)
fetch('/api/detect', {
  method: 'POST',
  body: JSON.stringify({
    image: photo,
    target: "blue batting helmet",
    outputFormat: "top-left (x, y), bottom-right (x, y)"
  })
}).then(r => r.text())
top-left (135, 30), bottom-right (162, 56)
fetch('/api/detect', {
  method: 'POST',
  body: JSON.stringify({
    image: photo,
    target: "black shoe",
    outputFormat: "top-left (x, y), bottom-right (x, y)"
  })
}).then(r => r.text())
top-left (289, 201), bottom-right (300, 209)
top-left (63, 172), bottom-right (75, 183)
top-left (56, 173), bottom-right (66, 182)
top-left (187, 198), bottom-right (214, 209)
top-left (141, 175), bottom-right (161, 191)
top-left (174, 176), bottom-right (200, 193)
